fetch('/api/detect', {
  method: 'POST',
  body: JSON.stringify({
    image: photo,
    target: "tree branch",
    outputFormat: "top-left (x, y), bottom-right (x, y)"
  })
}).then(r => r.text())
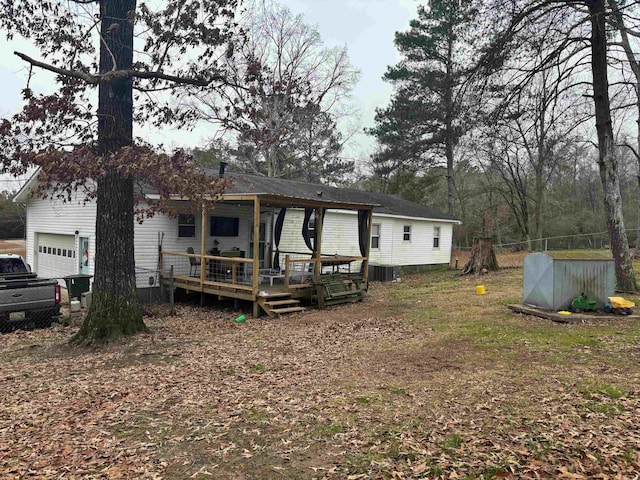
top-left (14, 51), bottom-right (222, 86)
top-left (622, 141), bottom-right (640, 161)
top-left (15, 51), bottom-right (98, 83)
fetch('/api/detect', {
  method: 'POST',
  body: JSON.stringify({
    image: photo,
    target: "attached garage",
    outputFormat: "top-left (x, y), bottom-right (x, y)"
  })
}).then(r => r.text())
top-left (36, 233), bottom-right (77, 280)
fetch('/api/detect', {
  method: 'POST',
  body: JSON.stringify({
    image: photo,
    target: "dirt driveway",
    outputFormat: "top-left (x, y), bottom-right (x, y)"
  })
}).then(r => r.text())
top-left (0, 238), bottom-right (25, 256)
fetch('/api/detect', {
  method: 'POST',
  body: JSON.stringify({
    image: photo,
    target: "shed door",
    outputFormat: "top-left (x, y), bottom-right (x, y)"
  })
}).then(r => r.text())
top-left (36, 233), bottom-right (76, 280)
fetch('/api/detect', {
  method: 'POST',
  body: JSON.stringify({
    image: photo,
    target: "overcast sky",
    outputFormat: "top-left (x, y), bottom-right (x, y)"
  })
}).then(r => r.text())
top-left (0, 0), bottom-right (419, 189)
top-left (280, 0), bottom-right (419, 163)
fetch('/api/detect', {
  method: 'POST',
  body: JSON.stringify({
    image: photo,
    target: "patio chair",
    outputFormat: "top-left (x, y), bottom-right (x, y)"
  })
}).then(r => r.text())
top-left (187, 247), bottom-right (201, 276)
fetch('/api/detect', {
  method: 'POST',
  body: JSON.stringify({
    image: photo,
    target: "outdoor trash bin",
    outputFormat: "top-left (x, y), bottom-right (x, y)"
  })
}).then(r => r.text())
top-left (63, 274), bottom-right (92, 300)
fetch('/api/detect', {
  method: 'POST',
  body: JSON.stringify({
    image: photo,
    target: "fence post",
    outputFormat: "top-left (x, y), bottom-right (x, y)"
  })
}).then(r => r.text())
top-left (169, 265), bottom-right (175, 316)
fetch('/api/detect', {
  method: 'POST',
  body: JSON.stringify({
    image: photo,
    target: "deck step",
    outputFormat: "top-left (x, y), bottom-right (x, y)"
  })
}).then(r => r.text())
top-left (270, 306), bottom-right (306, 315)
top-left (257, 293), bottom-right (306, 318)
top-left (259, 292), bottom-right (292, 298)
top-left (264, 299), bottom-right (300, 307)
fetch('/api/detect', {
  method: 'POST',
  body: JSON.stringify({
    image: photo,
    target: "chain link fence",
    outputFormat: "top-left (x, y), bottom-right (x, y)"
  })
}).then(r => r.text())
top-left (493, 231), bottom-right (612, 253)
top-left (454, 230), bottom-right (636, 253)
top-left (135, 266), bottom-right (174, 310)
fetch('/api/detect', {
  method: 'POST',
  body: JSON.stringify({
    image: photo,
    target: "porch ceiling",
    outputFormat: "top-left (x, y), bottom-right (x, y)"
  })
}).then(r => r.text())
top-left (221, 193), bottom-right (375, 211)
top-left (170, 193), bottom-right (375, 211)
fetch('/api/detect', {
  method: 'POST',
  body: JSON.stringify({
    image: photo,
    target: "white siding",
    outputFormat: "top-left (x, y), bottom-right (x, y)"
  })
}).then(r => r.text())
top-left (278, 209), bottom-right (362, 259)
top-left (369, 217), bottom-right (395, 265)
top-left (279, 209), bottom-right (455, 267)
top-left (385, 217), bottom-right (454, 266)
top-left (26, 194), bottom-right (455, 284)
top-left (137, 203), bottom-right (271, 271)
top-left (26, 197), bottom-right (272, 285)
top-left (25, 195), bottom-right (97, 279)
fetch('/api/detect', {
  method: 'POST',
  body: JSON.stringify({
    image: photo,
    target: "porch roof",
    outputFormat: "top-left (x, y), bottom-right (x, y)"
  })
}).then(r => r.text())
top-left (216, 173), bottom-right (375, 210)
top-left (213, 172), bottom-right (459, 221)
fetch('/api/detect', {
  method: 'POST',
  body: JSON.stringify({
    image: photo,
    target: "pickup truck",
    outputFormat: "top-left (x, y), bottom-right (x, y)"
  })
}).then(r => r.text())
top-left (0, 254), bottom-right (61, 331)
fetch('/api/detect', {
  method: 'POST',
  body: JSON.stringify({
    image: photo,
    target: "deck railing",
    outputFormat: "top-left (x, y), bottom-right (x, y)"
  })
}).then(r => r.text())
top-left (160, 251), bottom-right (366, 296)
top-left (161, 250), bottom-right (254, 291)
top-left (283, 255), bottom-right (364, 288)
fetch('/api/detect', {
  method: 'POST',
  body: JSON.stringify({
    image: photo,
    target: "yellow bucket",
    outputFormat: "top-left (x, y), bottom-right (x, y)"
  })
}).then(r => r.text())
top-left (476, 285), bottom-right (486, 295)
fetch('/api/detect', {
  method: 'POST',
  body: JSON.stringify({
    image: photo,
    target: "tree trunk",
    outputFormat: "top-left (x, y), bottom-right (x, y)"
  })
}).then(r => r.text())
top-left (636, 174), bottom-right (640, 258)
top-left (462, 237), bottom-right (499, 275)
top-left (73, 0), bottom-right (146, 344)
top-left (607, 0), bottom-right (640, 259)
top-left (588, 0), bottom-right (636, 292)
top-left (444, 31), bottom-right (456, 217)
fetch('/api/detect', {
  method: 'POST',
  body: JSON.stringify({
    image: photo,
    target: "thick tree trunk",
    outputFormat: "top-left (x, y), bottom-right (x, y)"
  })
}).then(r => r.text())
top-left (588, 0), bottom-right (637, 292)
top-left (444, 32), bottom-right (456, 217)
top-left (462, 237), bottom-right (499, 275)
top-left (533, 136), bottom-right (545, 252)
top-left (73, 0), bottom-right (146, 344)
top-left (607, 0), bottom-right (640, 259)
top-left (636, 174), bottom-right (640, 258)
top-left (445, 135), bottom-right (455, 217)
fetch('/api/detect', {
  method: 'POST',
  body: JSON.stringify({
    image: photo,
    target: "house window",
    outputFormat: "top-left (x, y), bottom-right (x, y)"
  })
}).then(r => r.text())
top-left (371, 224), bottom-right (381, 249)
top-left (434, 226), bottom-right (440, 248)
top-left (403, 225), bottom-right (411, 242)
top-left (178, 214), bottom-right (196, 238)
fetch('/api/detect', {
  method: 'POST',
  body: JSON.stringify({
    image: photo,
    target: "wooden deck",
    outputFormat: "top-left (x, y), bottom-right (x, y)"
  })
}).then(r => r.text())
top-left (162, 251), bottom-right (366, 317)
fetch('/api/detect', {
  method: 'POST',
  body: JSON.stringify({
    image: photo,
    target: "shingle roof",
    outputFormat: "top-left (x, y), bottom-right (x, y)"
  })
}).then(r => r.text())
top-left (221, 172), bottom-right (459, 222)
top-left (15, 167), bottom-right (459, 222)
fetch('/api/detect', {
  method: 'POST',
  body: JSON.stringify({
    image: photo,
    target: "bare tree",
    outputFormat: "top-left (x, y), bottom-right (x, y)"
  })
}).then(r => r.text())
top-left (607, 0), bottom-right (640, 257)
top-left (194, 0), bottom-right (359, 182)
top-left (480, 0), bottom-right (636, 291)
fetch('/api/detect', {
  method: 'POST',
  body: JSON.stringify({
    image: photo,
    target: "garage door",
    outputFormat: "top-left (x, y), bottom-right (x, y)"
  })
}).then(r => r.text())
top-left (36, 233), bottom-right (76, 280)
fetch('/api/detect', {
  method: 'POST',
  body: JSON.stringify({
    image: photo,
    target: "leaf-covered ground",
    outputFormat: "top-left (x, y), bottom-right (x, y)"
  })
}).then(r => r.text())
top-left (1, 258), bottom-right (640, 479)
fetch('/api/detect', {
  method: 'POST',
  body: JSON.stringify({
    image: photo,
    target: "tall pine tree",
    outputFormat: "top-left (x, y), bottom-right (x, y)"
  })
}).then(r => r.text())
top-left (370, 0), bottom-right (482, 216)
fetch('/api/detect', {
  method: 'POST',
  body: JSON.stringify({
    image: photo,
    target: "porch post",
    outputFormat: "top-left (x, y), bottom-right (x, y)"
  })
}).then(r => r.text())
top-left (253, 196), bottom-right (261, 317)
top-left (200, 204), bottom-right (207, 302)
top-left (313, 206), bottom-right (324, 278)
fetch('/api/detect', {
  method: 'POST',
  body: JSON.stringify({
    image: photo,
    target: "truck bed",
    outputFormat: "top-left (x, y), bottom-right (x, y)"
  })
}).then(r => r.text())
top-left (0, 255), bottom-right (61, 330)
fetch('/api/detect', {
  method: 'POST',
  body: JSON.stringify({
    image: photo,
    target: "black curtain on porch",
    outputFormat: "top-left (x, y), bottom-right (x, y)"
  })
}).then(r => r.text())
top-left (302, 208), bottom-right (315, 253)
top-left (273, 208), bottom-right (286, 269)
top-left (358, 209), bottom-right (370, 272)
top-left (302, 208), bottom-right (324, 254)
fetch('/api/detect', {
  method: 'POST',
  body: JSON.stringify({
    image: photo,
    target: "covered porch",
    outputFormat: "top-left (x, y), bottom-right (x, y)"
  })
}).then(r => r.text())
top-left (159, 191), bottom-right (374, 317)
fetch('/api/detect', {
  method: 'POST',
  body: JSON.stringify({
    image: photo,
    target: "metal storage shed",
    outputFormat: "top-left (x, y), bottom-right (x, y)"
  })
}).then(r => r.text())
top-left (523, 252), bottom-right (615, 311)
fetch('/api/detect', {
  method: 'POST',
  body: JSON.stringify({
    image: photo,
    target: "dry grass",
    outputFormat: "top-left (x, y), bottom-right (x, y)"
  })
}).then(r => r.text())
top-left (1, 251), bottom-right (640, 479)
top-left (0, 239), bottom-right (26, 257)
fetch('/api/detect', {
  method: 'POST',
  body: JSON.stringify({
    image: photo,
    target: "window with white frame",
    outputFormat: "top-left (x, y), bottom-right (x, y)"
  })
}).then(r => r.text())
top-left (178, 214), bottom-right (196, 238)
top-left (371, 223), bottom-right (381, 249)
top-left (403, 225), bottom-right (411, 242)
top-left (433, 226), bottom-right (440, 248)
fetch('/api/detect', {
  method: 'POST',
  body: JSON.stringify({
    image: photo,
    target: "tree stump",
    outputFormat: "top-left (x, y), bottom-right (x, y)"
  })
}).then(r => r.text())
top-left (462, 237), bottom-right (499, 275)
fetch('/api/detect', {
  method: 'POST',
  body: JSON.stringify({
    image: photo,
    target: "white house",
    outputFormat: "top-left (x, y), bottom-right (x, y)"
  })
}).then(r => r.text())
top-left (14, 170), bottom-right (460, 302)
